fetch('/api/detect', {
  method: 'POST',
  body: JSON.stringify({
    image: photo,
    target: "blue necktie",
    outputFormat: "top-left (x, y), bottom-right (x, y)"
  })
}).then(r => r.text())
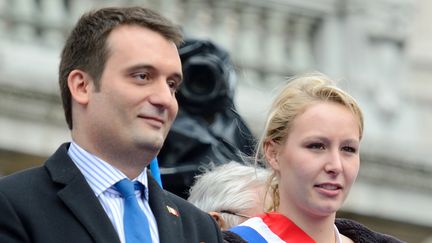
top-left (115, 179), bottom-right (152, 243)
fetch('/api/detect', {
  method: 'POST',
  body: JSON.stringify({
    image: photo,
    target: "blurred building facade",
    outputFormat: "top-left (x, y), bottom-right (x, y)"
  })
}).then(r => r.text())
top-left (0, 0), bottom-right (431, 242)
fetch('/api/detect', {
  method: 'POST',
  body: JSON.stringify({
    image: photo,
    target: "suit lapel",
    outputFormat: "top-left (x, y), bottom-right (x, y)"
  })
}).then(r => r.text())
top-left (45, 144), bottom-right (120, 243)
top-left (147, 175), bottom-right (183, 243)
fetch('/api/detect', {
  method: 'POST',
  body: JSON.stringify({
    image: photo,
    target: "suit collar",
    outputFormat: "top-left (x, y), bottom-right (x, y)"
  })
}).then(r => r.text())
top-left (45, 143), bottom-right (120, 243)
top-left (147, 175), bottom-right (184, 243)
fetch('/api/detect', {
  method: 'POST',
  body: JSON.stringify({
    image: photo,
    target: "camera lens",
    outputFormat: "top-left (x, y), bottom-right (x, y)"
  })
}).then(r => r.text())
top-left (184, 63), bottom-right (217, 97)
top-left (177, 39), bottom-right (235, 115)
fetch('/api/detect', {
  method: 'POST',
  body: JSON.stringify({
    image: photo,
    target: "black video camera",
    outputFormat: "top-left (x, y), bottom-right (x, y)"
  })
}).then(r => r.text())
top-left (177, 39), bottom-right (236, 116)
top-left (158, 39), bottom-right (255, 198)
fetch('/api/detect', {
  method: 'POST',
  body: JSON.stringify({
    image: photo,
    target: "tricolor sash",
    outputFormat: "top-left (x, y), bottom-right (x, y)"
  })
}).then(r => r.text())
top-left (229, 213), bottom-right (315, 243)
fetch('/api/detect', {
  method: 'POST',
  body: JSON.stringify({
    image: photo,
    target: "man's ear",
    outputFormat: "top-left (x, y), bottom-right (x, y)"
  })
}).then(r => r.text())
top-left (68, 70), bottom-right (93, 105)
top-left (264, 140), bottom-right (281, 171)
top-left (208, 211), bottom-right (227, 230)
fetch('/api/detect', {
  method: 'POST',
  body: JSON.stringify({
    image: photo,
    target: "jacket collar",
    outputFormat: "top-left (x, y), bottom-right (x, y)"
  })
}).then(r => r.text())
top-left (147, 174), bottom-right (184, 243)
top-left (45, 143), bottom-right (121, 243)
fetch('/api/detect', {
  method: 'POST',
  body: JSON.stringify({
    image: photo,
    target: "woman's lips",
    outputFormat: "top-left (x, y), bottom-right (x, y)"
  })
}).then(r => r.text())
top-left (314, 183), bottom-right (342, 197)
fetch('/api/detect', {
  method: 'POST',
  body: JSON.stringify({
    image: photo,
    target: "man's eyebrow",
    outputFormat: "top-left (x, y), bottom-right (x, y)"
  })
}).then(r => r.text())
top-left (125, 64), bottom-right (183, 81)
top-left (124, 64), bottom-right (154, 73)
top-left (171, 72), bottom-right (183, 83)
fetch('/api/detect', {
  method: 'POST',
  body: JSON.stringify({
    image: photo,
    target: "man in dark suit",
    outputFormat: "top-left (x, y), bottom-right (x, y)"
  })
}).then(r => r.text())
top-left (0, 6), bottom-right (223, 243)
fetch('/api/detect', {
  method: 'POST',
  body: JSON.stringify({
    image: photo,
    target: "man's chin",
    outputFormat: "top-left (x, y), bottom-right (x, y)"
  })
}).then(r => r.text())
top-left (135, 138), bottom-right (163, 152)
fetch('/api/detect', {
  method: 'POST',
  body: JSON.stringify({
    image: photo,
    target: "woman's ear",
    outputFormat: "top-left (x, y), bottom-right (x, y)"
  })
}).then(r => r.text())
top-left (264, 140), bottom-right (281, 171)
top-left (208, 211), bottom-right (227, 230)
top-left (68, 70), bottom-right (93, 105)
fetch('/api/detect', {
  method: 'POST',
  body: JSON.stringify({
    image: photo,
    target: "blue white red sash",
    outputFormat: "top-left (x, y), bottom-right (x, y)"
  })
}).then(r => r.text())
top-left (229, 213), bottom-right (315, 243)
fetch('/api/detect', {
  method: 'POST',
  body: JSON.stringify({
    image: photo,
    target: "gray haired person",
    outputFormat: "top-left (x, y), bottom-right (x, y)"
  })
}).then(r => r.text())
top-left (188, 161), bottom-right (271, 230)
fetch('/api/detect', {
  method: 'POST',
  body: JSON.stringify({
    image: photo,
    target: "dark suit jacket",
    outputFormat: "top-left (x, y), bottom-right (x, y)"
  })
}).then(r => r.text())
top-left (0, 143), bottom-right (223, 243)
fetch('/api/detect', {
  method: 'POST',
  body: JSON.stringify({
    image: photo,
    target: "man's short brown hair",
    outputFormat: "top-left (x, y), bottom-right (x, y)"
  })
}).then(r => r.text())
top-left (59, 6), bottom-right (183, 129)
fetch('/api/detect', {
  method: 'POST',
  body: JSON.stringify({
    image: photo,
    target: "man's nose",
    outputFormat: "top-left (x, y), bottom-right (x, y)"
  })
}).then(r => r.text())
top-left (149, 78), bottom-right (175, 107)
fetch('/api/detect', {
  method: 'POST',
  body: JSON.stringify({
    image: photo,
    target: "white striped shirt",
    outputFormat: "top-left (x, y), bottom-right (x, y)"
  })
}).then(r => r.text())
top-left (67, 141), bottom-right (160, 243)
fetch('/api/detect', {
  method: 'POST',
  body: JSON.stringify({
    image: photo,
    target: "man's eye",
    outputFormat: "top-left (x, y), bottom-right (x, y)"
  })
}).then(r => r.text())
top-left (167, 79), bottom-right (180, 92)
top-left (133, 73), bottom-right (149, 80)
top-left (306, 143), bottom-right (325, 150)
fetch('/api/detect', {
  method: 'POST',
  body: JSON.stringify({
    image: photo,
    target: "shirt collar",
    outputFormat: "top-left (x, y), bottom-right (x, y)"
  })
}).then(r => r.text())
top-left (67, 141), bottom-right (149, 198)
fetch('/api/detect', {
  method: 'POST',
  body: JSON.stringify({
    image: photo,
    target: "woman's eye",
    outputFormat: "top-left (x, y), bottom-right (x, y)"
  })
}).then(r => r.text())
top-left (306, 143), bottom-right (325, 150)
top-left (342, 146), bottom-right (357, 153)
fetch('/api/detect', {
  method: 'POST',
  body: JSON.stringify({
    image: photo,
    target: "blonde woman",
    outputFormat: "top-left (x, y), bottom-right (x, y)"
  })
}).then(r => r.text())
top-left (228, 74), bottom-right (403, 243)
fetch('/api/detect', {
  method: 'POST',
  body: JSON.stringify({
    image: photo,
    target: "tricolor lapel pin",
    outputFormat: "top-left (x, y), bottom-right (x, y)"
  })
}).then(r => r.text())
top-left (167, 206), bottom-right (179, 217)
